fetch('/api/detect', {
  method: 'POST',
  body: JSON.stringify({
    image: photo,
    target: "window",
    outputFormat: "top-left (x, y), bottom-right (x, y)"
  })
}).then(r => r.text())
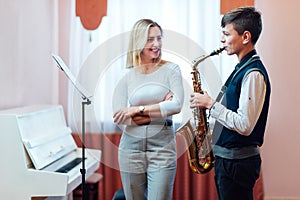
top-left (68, 0), bottom-right (236, 133)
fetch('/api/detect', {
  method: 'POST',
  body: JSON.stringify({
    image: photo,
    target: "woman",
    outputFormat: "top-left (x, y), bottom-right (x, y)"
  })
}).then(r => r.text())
top-left (113, 19), bottom-right (184, 200)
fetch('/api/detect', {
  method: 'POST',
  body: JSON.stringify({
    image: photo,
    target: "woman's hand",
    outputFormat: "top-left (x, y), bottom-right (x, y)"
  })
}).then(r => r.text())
top-left (131, 115), bottom-right (152, 125)
top-left (113, 107), bottom-right (139, 125)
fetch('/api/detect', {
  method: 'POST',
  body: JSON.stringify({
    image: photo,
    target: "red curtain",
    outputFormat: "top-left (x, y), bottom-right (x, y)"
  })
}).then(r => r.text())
top-left (76, 0), bottom-right (107, 30)
top-left (220, 0), bottom-right (255, 14)
top-left (73, 133), bottom-right (264, 200)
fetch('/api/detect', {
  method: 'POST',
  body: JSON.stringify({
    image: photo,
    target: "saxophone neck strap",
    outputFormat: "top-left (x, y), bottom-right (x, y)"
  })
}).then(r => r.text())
top-left (215, 55), bottom-right (260, 103)
top-left (215, 85), bottom-right (227, 103)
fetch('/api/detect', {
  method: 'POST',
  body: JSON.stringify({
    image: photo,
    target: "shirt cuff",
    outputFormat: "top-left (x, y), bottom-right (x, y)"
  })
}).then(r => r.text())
top-left (209, 102), bottom-right (224, 119)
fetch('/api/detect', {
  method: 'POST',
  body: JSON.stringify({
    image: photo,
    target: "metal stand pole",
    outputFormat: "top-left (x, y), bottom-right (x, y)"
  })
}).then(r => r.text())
top-left (80, 98), bottom-right (91, 200)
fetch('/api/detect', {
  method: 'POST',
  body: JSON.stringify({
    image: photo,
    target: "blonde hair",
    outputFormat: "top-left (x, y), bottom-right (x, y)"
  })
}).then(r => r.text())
top-left (126, 19), bottom-right (163, 68)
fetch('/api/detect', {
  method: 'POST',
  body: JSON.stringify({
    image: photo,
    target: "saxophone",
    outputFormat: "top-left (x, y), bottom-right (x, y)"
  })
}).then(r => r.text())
top-left (176, 47), bottom-right (225, 174)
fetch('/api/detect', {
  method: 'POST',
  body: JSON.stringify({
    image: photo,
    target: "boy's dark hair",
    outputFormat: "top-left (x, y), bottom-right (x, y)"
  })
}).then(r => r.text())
top-left (221, 6), bottom-right (262, 45)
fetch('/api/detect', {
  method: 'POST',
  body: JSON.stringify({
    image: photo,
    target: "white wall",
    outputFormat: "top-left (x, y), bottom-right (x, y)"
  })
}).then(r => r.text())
top-left (0, 0), bottom-right (59, 108)
top-left (256, 0), bottom-right (300, 198)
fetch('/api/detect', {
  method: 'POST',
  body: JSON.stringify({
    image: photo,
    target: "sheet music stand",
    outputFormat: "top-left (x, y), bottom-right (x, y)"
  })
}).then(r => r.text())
top-left (52, 53), bottom-right (92, 200)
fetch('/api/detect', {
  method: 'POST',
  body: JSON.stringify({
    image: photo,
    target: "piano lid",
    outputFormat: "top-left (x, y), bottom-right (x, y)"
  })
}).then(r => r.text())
top-left (0, 105), bottom-right (77, 170)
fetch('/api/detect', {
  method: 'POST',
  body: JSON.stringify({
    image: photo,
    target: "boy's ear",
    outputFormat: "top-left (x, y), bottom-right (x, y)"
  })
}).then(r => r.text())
top-left (242, 31), bottom-right (252, 44)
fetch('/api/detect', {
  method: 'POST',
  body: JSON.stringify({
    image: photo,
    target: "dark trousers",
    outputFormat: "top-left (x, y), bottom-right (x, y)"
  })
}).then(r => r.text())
top-left (214, 155), bottom-right (261, 200)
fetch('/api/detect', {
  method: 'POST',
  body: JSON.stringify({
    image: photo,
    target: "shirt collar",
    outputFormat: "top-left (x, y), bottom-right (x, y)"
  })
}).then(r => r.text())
top-left (236, 49), bottom-right (257, 70)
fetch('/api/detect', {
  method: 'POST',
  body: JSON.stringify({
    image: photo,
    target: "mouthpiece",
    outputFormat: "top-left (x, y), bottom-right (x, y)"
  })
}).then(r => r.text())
top-left (192, 47), bottom-right (225, 66)
top-left (209, 47), bottom-right (225, 56)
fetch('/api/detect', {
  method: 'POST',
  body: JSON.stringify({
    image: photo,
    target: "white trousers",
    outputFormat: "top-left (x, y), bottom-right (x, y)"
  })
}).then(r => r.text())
top-left (118, 125), bottom-right (177, 200)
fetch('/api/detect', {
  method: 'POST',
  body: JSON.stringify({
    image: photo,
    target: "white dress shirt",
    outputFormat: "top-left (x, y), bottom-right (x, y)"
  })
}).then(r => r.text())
top-left (210, 70), bottom-right (266, 136)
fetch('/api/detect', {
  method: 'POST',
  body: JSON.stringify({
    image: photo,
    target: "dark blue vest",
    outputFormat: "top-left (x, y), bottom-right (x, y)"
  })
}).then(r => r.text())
top-left (213, 51), bottom-right (271, 148)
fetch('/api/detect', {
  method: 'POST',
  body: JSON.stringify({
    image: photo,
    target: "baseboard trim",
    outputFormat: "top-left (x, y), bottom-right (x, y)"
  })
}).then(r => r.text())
top-left (264, 197), bottom-right (300, 200)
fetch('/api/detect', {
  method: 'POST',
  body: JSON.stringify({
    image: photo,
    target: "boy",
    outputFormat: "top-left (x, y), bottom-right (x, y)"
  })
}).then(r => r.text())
top-left (190, 7), bottom-right (271, 200)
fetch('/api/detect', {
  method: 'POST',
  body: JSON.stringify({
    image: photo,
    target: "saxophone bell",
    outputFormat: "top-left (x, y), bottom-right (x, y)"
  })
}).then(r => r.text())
top-left (176, 119), bottom-right (215, 174)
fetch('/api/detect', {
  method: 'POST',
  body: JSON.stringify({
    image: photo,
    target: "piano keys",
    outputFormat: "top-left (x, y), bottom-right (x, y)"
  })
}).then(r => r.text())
top-left (0, 105), bottom-right (101, 200)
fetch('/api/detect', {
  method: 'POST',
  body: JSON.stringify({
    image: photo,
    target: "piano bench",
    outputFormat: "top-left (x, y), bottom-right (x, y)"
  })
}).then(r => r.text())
top-left (73, 173), bottom-right (103, 200)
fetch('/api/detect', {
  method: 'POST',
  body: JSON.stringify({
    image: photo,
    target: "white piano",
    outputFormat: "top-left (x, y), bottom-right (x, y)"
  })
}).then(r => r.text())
top-left (0, 105), bottom-right (101, 200)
